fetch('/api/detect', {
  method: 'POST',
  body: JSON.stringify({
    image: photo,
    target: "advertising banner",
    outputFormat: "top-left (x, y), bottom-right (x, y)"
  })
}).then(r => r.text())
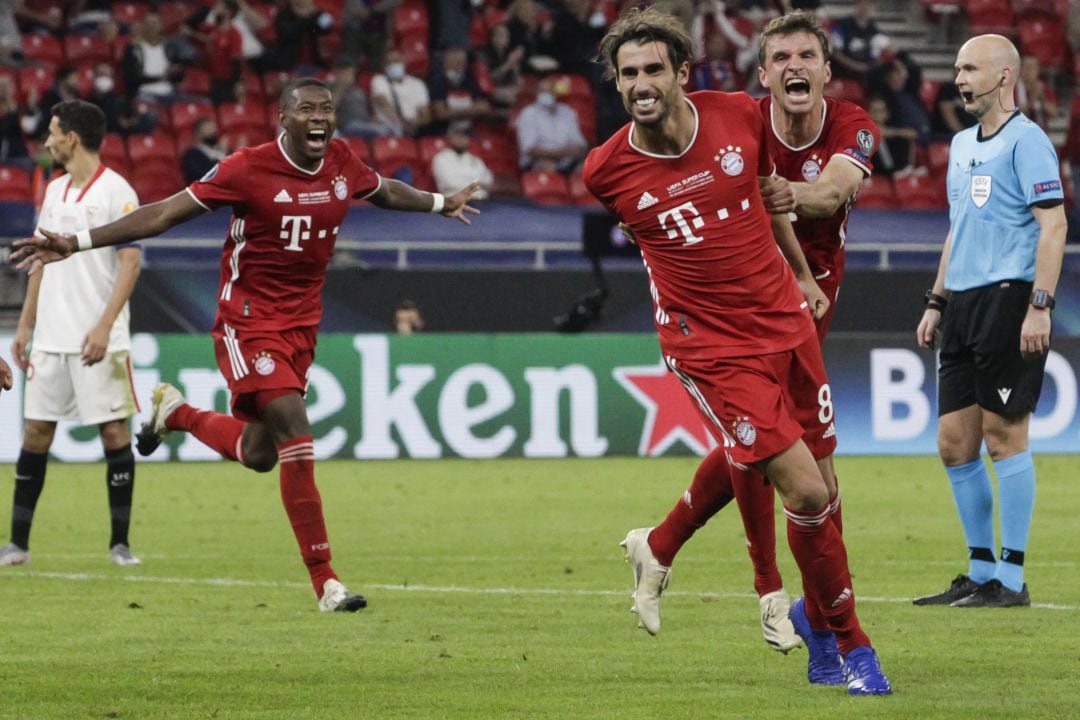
top-left (0, 333), bottom-right (1076, 462)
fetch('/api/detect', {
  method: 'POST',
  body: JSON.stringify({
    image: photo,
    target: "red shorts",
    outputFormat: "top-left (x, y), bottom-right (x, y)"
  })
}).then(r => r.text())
top-left (666, 336), bottom-right (838, 466)
top-left (212, 320), bottom-right (317, 423)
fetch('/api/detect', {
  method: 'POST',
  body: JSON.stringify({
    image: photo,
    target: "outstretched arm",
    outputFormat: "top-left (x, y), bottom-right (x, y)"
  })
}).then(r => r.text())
top-left (12, 191), bottom-right (205, 271)
top-left (367, 178), bottom-right (483, 224)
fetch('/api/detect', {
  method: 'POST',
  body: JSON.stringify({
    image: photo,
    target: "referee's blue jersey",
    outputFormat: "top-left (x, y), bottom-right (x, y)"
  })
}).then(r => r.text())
top-left (944, 111), bottom-right (1063, 292)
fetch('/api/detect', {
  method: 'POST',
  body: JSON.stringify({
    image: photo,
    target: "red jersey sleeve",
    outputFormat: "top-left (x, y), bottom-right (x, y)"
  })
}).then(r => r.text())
top-left (188, 148), bottom-right (248, 210)
top-left (747, 95), bottom-right (775, 177)
top-left (344, 144), bottom-right (382, 200)
top-left (828, 100), bottom-right (880, 176)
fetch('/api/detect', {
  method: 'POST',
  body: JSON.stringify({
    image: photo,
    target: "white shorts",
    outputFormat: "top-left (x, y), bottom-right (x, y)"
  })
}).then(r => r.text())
top-left (23, 349), bottom-right (139, 425)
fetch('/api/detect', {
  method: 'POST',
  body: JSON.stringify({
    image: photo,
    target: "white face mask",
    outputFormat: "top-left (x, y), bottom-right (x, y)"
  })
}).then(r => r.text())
top-left (386, 63), bottom-right (405, 81)
top-left (537, 91), bottom-right (556, 108)
top-left (445, 70), bottom-right (465, 85)
top-left (94, 75), bottom-right (114, 94)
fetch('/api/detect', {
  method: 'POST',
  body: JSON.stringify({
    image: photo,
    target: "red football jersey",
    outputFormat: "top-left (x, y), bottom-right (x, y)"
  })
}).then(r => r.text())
top-left (759, 96), bottom-right (878, 277)
top-left (188, 136), bottom-right (381, 331)
top-left (584, 91), bottom-right (816, 360)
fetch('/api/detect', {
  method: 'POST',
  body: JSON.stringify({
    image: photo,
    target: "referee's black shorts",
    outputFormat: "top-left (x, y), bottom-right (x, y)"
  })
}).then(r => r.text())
top-left (938, 280), bottom-right (1048, 417)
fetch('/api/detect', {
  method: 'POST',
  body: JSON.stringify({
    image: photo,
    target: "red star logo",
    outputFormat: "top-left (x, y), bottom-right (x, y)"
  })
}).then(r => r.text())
top-left (613, 361), bottom-right (716, 456)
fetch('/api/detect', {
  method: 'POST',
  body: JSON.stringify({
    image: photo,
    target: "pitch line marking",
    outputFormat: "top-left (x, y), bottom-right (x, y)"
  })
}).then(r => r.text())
top-left (7, 571), bottom-right (1079, 611)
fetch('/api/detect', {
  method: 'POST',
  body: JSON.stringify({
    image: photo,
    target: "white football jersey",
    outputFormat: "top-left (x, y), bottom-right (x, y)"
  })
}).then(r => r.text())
top-left (33, 165), bottom-right (140, 353)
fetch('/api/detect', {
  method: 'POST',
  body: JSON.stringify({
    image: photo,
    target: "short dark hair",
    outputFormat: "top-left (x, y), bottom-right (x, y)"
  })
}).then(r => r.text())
top-left (51, 99), bottom-right (106, 152)
top-left (279, 77), bottom-right (332, 111)
top-left (758, 11), bottom-right (831, 67)
top-left (597, 6), bottom-right (694, 81)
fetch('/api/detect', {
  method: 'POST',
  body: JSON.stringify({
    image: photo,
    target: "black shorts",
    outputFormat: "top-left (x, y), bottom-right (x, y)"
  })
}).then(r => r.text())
top-left (938, 280), bottom-right (1048, 417)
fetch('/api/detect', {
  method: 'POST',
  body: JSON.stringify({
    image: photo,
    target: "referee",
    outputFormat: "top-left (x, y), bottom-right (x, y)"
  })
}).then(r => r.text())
top-left (915, 34), bottom-right (1067, 608)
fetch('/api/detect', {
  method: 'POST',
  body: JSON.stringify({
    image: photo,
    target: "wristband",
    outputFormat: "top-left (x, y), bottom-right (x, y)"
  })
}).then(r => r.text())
top-left (924, 290), bottom-right (947, 311)
top-left (75, 229), bottom-right (93, 251)
top-left (430, 193), bottom-right (445, 213)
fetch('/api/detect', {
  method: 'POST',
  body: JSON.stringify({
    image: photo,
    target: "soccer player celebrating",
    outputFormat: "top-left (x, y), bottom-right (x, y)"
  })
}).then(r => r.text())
top-left (14, 77), bottom-right (482, 612)
top-left (585, 8), bottom-right (890, 694)
top-left (631, 10), bottom-right (881, 683)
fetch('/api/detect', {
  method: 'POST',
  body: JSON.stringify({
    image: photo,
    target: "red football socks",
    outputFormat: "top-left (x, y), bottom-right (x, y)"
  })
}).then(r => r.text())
top-left (168, 404), bottom-right (244, 462)
top-left (277, 436), bottom-right (337, 596)
top-left (731, 465), bottom-right (783, 597)
top-left (784, 504), bottom-right (870, 653)
top-left (648, 447), bottom-right (735, 566)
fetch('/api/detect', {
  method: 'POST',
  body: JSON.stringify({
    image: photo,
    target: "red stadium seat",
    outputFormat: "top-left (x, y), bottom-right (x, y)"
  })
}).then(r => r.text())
top-left (17, 66), bottom-right (53, 104)
top-left (21, 34), bottom-right (63, 68)
top-left (157, 1), bottom-right (193, 34)
top-left (825, 77), bottom-right (867, 107)
top-left (418, 135), bottom-right (450, 164)
top-left (893, 171), bottom-right (947, 209)
top-left (565, 96), bottom-right (597, 144)
top-left (371, 136), bottom-right (419, 169)
top-left (854, 176), bottom-right (896, 209)
top-left (179, 68), bottom-right (212, 98)
top-left (927, 141), bottom-right (951, 173)
top-left (401, 38), bottom-right (430, 77)
top-left (342, 136), bottom-right (369, 160)
top-left (64, 34), bottom-right (112, 67)
top-left (127, 132), bottom-right (180, 172)
top-left (392, 1), bottom-right (429, 42)
top-left (112, 1), bottom-right (151, 27)
top-left (919, 79), bottom-right (942, 114)
top-left (1010, 0), bottom-right (1057, 19)
top-left (99, 133), bottom-right (130, 173)
top-left (568, 171), bottom-right (599, 206)
top-left (131, 167), bottom-right (184, 202)
top-left (222, 126), bottom-right (274, 149)
top-left (551, 74), bottom-right (593, 103)
top-left (967, 0), bottom-right (1015, 35)
top-left (169, 99), bottom-right (217, 136)
top-left (474, 134), bottom-right (517, 175)
top-left (521, 170), bottom-right (570, 205)
top-left (1018, 18), bottom-right (1068, 71)
top-left (217, 101), bottom-right (267, 135)
top-left (0, 166), bottom-right (32, 201)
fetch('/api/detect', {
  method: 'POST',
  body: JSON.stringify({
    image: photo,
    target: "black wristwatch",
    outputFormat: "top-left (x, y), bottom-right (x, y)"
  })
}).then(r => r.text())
top-left (924, 290), bottom-right (948, 311)
top-left (1030, 289), bottom-right (1055, 310)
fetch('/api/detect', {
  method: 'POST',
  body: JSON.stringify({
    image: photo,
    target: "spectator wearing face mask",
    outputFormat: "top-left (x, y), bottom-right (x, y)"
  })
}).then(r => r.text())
top-left (431, 122), bottom-right (492, 199)
top-left (181, 118), bottom-right (229, 184)
top-left (88, 63), bottom-right (156, 137)
top-left (427, 46), bottom-right (491, 136)
top-left (516, 75), bottom-right (587, 173)
top-left (370, 47), bottom-right (432, 137)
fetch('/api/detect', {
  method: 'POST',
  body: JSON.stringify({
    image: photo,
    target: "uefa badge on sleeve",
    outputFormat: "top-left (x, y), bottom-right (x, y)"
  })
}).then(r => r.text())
top-left (253, 352), bottom-right (276, 376)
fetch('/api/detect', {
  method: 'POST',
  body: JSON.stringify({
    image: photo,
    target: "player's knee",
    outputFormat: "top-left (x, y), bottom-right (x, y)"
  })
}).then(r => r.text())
top-left (244, 453), bottom-right (278, 473)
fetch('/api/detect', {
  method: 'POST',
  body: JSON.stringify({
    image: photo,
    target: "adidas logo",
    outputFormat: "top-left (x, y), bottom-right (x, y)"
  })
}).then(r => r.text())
top-left (997, 387), bottom-right (1012, 404)
top-left (636, 191), bottom-right (658, 210)
top-left (831, 587), bottom-right (852, 608)
top-left (822, 422), bottom-right (836, 439)
top-left (274, 189), bottom-right (293, 203)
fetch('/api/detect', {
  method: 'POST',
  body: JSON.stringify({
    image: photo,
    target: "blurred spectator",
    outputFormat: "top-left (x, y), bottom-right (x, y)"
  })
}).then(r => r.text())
top-left (331, 61), bottom-right (393, 137)
top-left (342, 0), bottom-right (400, 70)
top-left (22, 66), bottom-right (82, 140)
top-left (830, 0), bottom-right (891, 84)
top-left (370, 47), bottom-right (431, 136)
top-left (1016, 54), bottom-right (1059, 131)
top-left (88, 61), bottom-right (156, 136)
top-left (0, 74), bottom-right (32, 172)
top-left (690, 33), bottom-right (740, 92)
top-left (181, 118), bottom-right (229, 184)
top-left (516, 75), bottom-right (586, 172)
top-left (122, 12), bottom-right (188, 101)
top-left (482, 24), bottom-right (525, 108)
top-left (434, 0), bottom-right (472, 50)
top-left (195, 0), bottom-right (270, 72)
top-left (395, 299), bottom-right (425, 334)
top-left (69, 0), bottom-right (113, 33)
top-left (548, 0), bottom-right (605, 75)
top-left (192, 1), bottom-right (246, 105)
top-left (428, 46), bottom-right (491, 135)
top-left (653, 0), bottom-right (695, 32)
top-left (0, 1), bottom-right (21, 66)
top-left (270, 0), bottom-right (333, 73)
top-left (931, 81), bottom-right (976, 138)
top-left (866, 94), bottom-right (914, 178)
top-left (431, 122), bottom-right (492, 199)
top-left (689, 0), bottom-right (755, 85)
top-left (506, 0), bottom-right (557, 72)
top-left (1069, 3), bottom-right (1080, 58)
top-left (12, 1), bottom-right (63, 36)
top-left (872, 57), bottom-right (930, 144)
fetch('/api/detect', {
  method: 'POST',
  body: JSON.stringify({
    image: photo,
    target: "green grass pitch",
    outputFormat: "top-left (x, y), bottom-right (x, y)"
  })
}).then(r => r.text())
top-left (1, 456), bottom-right (1077, 720)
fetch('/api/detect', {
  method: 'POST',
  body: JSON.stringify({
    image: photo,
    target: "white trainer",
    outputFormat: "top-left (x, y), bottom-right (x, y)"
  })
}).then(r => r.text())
top-left (110, 543), bottom-right (142, 566)
top-left (759, 589), bottom-right (802, 653)
top-left (135, 383), bottom-right (186, 457)
top-left (0, 543), bottom-right (29, 566)
top-left (318, 578), bottom-right (368, 612)
top-left (620, 528), bottom-right (670, 636)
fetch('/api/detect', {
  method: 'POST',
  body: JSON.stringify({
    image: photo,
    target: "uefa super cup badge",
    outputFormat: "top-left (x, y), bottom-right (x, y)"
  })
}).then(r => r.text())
top-left (253, 352), bottom-right (276, 376)
top-left (715, 146), bottom-right (744, 176)
top-left (734, 417), bottom-right (757, 446)
top-left (801, 154), bottom-right (822, 182)
top-left (333, 175), bottom-right (348, 201)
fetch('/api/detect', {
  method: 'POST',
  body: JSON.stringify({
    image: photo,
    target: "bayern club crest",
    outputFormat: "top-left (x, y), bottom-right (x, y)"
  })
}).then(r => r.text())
top-left (253, 351), bottom-right (276, 376)
top-left (801, 157), bottom-right (822, 182)
top-left (333, 175), bottom-right (348, 201)
top-left (715, 145), bottom-right (744, 176)
top-left (735, 418), bottom-right (757, 446)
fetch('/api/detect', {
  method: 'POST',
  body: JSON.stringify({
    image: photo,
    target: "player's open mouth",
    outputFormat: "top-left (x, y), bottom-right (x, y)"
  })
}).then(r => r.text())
top-left (306, 128), bottom-right (328, 150)
top-left (959, 90), bottom-right (975, 102)
top-left (784, 78), bottom-right (811, 98)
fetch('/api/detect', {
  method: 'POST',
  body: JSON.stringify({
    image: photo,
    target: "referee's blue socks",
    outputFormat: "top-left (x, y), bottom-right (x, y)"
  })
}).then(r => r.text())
top-left (992, 451), bottom-right (1036, 592)
top-left (945, 458), bottom-right (996, 584)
